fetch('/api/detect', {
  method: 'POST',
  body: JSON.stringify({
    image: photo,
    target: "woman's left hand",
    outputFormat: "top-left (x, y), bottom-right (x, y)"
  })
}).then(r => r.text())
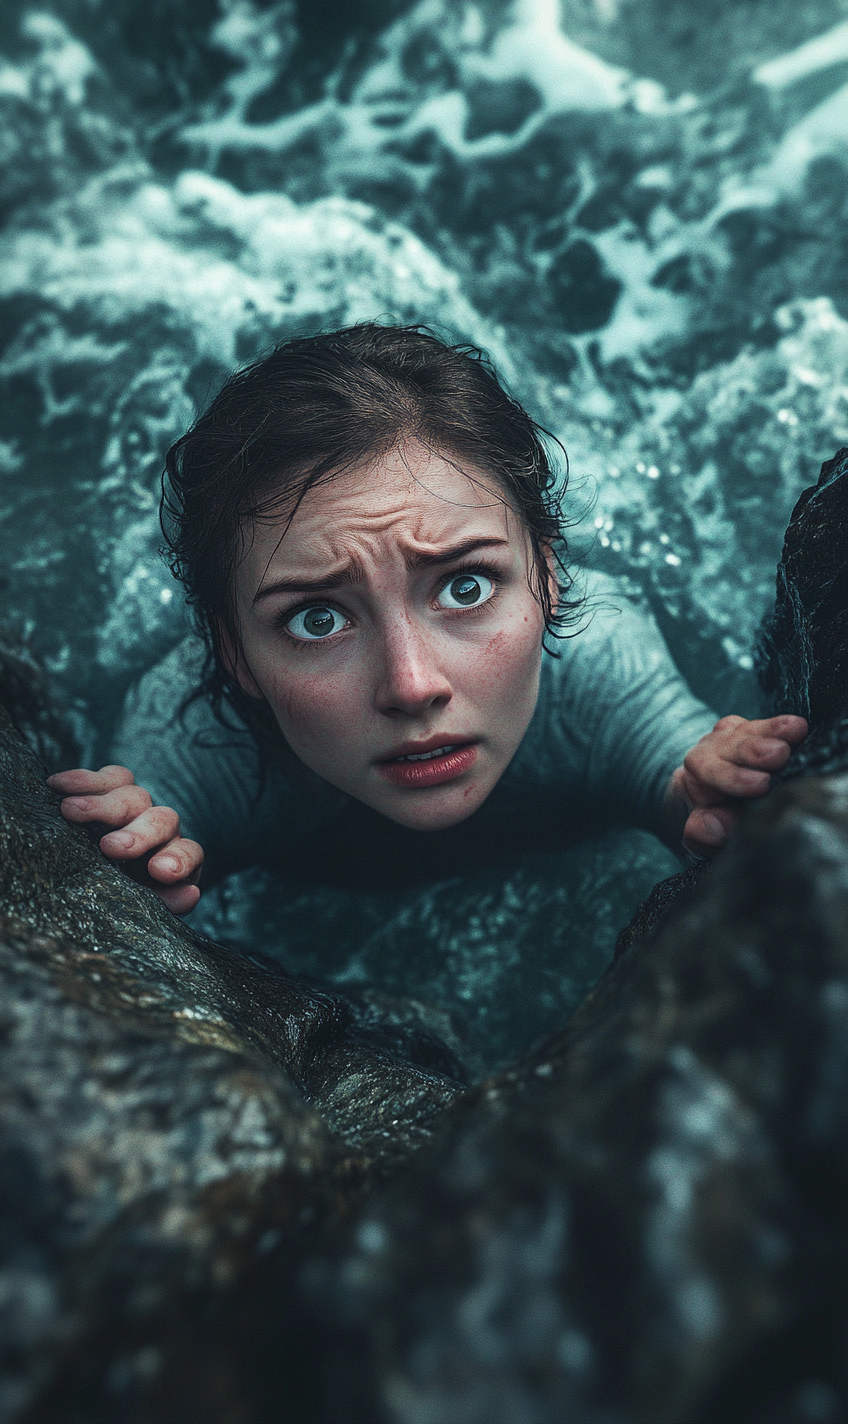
top-left (669, 713), bottom-right (808, 857)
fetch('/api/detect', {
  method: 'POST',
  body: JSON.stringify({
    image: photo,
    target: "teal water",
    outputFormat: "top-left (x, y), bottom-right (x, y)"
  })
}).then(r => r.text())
top-left (2, 0), bottom-right (847, 1067)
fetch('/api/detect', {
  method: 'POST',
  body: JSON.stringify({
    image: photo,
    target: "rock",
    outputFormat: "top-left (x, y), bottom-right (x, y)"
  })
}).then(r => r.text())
top-left (613, 861), bottom-right (703, 961)
top-left (0, 693), bottom-right (463, 1420)
top-left (312, 769), bottom-right (848, 1424)
top-left (758, 444), bottom-right (848, 768)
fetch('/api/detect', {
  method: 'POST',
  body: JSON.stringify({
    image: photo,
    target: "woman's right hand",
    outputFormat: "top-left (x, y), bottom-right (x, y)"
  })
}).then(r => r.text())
top-left (46, 765), bottom-right (204, 915)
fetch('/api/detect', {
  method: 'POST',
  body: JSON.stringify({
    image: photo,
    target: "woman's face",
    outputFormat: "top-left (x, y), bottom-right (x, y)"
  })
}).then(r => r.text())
top-left (230, 442), bottom-right (550, 831)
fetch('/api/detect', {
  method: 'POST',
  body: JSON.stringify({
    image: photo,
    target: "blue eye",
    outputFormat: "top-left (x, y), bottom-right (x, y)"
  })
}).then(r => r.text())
top-left (286, 605), bottom-right (347, 640)
top-left (437, 573), bottom-right (495, 609)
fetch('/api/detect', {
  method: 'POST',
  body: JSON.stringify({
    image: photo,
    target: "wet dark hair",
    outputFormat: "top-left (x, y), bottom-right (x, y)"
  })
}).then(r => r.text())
top-left (162, 322), bottom-right (580, 749)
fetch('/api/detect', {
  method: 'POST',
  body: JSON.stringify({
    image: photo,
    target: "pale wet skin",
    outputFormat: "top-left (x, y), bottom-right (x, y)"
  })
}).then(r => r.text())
top-left (48, 441), bottom-right (807, 913)
top-left (224, 443), bottom-right (550, 832)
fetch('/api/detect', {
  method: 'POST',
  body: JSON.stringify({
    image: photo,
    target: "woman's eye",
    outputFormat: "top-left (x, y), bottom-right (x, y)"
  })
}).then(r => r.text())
top-left (286, 605), bottom-right (347, 640)
top-left (437, 573), bottom-right (495, 610)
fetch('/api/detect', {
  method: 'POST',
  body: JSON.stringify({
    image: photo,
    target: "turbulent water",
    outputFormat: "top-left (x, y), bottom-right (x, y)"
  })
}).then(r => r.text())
top-left (2, 0), bottom-right (848, 1068)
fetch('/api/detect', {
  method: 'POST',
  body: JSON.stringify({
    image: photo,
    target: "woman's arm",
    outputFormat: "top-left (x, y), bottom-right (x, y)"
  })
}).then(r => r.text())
top-left (535, 575), bottom-right (807, 852)
top-left (47, 764), bottom-right (204, 914)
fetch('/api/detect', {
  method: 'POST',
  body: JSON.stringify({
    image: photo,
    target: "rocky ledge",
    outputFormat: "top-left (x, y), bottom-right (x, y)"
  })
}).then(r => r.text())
top-left (0, 682), bottom-right (464, 1420)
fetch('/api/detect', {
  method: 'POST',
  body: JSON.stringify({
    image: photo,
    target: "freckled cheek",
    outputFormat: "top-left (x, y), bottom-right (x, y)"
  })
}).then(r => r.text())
top-left (460, 625), bottom-right (541, 703)
top-left (266, 669), bottom-right (362, 753)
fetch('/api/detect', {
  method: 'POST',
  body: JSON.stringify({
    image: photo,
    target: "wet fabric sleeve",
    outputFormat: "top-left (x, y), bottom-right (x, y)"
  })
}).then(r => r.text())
top-left (110, 639), bottom-right (345, 886)
top-left (502, 576), bottom-right (719, 848)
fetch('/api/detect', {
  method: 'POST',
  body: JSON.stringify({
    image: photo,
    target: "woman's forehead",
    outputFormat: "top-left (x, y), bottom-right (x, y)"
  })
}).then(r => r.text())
top-left (248, 445), bottom-right (518, 564)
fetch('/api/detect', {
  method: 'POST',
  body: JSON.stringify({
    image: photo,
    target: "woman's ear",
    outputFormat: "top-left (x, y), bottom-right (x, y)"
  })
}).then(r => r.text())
top-left (217, 623), bottom-right (263, 699)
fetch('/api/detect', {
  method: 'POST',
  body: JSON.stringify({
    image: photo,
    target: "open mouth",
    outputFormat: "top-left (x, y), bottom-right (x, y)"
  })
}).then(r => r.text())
top-left (394, 744), bottom-right (460, 762)
top-left (376, 741), bottom-right (478, 788)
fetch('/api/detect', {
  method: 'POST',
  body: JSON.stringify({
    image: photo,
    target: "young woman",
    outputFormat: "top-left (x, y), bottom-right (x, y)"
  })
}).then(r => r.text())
top-left (49, 325), bottom-right (805, 921)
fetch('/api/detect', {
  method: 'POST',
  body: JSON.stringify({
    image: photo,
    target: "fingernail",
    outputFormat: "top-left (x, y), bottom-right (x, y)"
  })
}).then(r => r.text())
top-left (155, 855), bottom-right (180, 873)
top-left (703, 814), bottom-right (726, 843)
top-left (105, 832), bottom-right (134, 849)
top-left (63, 796), bottom-right (88, 808)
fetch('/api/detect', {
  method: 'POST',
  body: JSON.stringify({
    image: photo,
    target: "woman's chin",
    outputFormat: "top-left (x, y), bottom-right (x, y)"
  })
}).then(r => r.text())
top-left (368, 779), bottom-right (492, 833)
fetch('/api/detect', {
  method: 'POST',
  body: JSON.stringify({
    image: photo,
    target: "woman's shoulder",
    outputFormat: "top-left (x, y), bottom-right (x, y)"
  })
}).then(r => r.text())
top-left (111, 637), bottom-right (263, 837)
top-left (540, 569), bottom-right (667, 695)
top-left (118, 637), bottom-right (253, 747)
top-left (112, 636), bottom-right (348, 860)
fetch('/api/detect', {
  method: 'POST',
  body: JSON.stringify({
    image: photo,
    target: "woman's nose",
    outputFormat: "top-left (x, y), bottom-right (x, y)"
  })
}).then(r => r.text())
top-left (374, 619), bottom-right (453, 717)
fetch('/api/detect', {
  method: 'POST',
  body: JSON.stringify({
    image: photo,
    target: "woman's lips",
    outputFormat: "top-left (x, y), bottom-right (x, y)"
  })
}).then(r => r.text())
top-left (376, 742), bottom-right (478, 788)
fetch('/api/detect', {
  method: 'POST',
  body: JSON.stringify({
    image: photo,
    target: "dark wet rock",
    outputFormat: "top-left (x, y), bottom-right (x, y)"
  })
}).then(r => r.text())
top-left (613, 862), bottom-right (703, 961)
top-left (758, 446), bottom-right (848, 731)
top-left (0, 695), bottom-right (463, 1154)
top-left (782, 713), bottom-right (848, 783)
top-left (0, 693), bottom-right (463, 1420)
top-left (758, 444), bottom-right (848, 782)
top-left (0, 911), bottom-right (332, 1422)
top-left (312, 770), bottom-right (848, 1424)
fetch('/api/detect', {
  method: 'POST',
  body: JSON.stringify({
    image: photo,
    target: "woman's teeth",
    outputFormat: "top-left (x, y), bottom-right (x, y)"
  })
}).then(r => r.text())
top-left (395, 745), bottom-right (457, 762)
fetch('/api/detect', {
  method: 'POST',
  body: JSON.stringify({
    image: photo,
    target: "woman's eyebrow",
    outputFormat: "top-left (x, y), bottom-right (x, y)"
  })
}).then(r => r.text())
top-left (403, 535), bottom-right (510, 571)
top-left (253, 562), bottom-right (364, 603)
top-left (253, 537), bottom-right (510, 603)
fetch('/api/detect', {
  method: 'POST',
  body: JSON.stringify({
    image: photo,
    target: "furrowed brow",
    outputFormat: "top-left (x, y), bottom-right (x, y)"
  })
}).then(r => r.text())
top-left (403, 536), bottom-right (510, 572)
top-left (252, 538), bottom-right (508, 605)
top-left (253, 559), bottom-right (364, 604)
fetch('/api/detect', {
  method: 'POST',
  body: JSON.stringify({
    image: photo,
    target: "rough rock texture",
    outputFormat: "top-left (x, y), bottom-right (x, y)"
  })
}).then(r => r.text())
top-left (313, 770), bottom-right (848, 1424)
top-left (0, 692), bottom-right (463, 1420)
top-left (758, 446), bottom-right (848, 730)
top-left (758, 445), bottom-right (848, 787)
top-left (613, 862), bottom-right (703, 962)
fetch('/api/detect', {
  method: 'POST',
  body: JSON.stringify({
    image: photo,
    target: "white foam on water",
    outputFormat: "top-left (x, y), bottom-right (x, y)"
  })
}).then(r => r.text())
top-left (761, 81), bottom-right (848, 194)
top-left (180, 0), bottom-right (666, 167)
top-left (591, 225), bottom-right (689, 364)
top-left (462, 0), bottom-right (630, 114)
top-left (0, 170), bottom-right (510, 371)
top-left (753, 19), bottom-right (848, 89)
top-left (18, 11), bottom-right (96, 106)
top-left (708, 25), bottom-right (848, 210)
top-left (181, 98), bottom-right (335, 160)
